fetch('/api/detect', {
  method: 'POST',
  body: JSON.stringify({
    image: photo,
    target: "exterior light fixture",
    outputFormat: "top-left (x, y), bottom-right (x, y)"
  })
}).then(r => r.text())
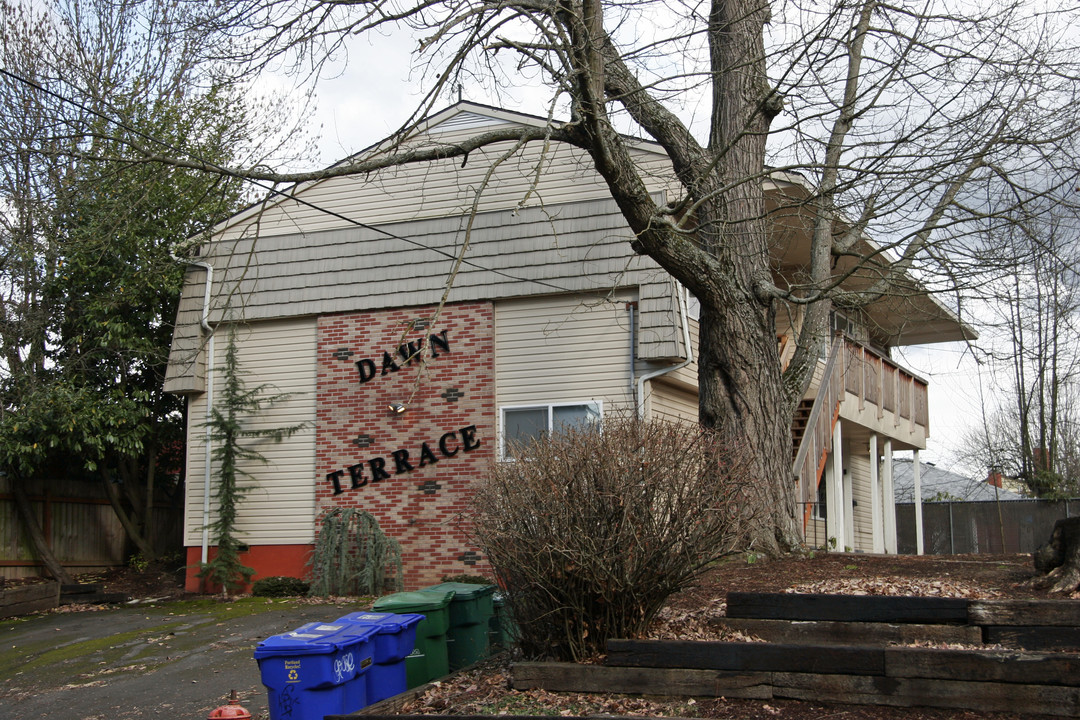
top-left (389, 402), bottom-right (407, 414)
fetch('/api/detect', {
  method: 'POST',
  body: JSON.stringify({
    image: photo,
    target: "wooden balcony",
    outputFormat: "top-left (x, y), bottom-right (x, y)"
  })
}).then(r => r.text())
top-left (841, 338), bottom-right (929, 433)
top-left (793, 335), bottom-right (929, 505)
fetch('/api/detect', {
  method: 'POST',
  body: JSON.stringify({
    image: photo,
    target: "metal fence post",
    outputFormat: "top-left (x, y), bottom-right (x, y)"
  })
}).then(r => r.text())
top-left (948, 501), bottom-right (955, 555)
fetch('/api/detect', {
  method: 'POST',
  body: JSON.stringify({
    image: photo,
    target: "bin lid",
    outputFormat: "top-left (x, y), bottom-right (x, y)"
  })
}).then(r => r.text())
top-left (331, 622), bottom-right (379, 644)
top-left (372, 590), bottom-right (454, 613)
top-left (253, 623), bottom-right (345, 659)
top-left (335, 611), bottom-right (424, 633)
top-left (423, 582), bottom-right (496, 600)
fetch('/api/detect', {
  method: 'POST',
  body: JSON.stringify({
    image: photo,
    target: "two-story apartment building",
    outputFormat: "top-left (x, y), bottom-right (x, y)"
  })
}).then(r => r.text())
top-left (164, 102), bottom-right (972, 590)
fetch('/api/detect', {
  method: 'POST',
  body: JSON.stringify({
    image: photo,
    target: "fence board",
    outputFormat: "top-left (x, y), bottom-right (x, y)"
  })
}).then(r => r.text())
top-left (606, 639), bottom-right (885, 675)
top-left (969, 600), bottom-right (1080, 627)
top-left (511, 662), bottom-right (773, 698)
top-left (712, 618), bottom-right (981, 646)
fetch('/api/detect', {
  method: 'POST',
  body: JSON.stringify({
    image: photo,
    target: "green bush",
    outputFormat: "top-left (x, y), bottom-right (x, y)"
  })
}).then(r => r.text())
top-left (251, 576), bottom-right (311, 597)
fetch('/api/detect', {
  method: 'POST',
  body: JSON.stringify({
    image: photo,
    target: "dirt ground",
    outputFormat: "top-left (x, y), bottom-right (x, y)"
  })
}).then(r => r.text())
top-left (3, 552), bottom-right (1069, 720)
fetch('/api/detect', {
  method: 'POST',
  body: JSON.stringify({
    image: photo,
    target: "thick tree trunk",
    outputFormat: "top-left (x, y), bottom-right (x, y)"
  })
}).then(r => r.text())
top-left (698, 298), bottom-right (801, 555)
top-left (564, 0), bottom-right (801, 552)
top-left (1032, 516), bottom-right (1080, 593)
top-left (11, 476), bottom-right (74, 584)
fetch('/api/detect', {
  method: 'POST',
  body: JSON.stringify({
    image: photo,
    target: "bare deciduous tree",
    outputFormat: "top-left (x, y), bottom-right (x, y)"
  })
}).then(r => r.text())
top-left (30, 0), bottom-right (1080, 551)
top-left (959, 203), bottom-right (1080, 498)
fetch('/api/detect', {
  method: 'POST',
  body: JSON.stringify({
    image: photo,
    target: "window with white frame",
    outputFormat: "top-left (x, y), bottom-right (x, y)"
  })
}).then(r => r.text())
top-left (501, 402), bottom-right (601, 458)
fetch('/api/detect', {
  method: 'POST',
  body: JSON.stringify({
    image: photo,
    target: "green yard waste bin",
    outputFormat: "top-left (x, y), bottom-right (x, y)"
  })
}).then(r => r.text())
top-left (421, 582), bottom-right (496, 670)
top-left (372, 590), bottom-right (453, 687)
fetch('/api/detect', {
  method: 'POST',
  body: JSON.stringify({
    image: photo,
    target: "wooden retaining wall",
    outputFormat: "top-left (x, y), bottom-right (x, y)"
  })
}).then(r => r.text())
top-left (511, 593), bottom-right (1080, 717)
top-left (0, 582), bottom-right (59, 618)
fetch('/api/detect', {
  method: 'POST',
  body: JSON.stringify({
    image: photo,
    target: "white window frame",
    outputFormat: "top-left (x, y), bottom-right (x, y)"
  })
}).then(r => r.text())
top-left (499, 400), bottom-right (603, 460)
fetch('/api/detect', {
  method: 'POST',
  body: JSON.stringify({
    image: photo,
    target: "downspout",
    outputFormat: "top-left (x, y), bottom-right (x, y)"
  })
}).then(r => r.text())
top-left (636, 281), bottom-right (694, 418)
top-left (627, 302), bottom-right (637, 413)
top-left (171, 253), bottom-right (215, 565)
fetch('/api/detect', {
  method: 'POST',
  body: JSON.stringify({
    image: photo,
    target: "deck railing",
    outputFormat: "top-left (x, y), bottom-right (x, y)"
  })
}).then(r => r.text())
top-left (842, 338), bottom-right (929, 430)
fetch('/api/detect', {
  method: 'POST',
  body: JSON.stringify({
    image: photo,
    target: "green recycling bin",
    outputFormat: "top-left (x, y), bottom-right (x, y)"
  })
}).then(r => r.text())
top-left (421, 582), bottom-right (496, 670)
top-left (372, 590), bottom-right (453, 687)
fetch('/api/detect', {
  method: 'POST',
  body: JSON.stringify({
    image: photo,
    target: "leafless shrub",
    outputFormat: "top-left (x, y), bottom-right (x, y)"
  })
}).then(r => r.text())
top-left (469, 415), bottom-right (761, 661)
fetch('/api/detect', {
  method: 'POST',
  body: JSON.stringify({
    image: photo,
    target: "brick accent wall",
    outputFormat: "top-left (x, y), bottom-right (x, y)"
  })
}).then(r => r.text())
top-left (316, 301), bottom-right (495, 588)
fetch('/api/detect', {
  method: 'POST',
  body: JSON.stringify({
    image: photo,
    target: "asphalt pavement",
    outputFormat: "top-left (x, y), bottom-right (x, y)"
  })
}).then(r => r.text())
top-left (0, 597), bottom-right (366, 720)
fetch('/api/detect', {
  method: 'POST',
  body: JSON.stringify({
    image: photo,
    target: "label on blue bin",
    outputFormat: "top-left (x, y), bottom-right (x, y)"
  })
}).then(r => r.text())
top-left (284, 659), bottom-right (302, 683)
top-left (361, 656), bottom-right (373, 669)
top-left (315, 624), bottom-right (345, 632)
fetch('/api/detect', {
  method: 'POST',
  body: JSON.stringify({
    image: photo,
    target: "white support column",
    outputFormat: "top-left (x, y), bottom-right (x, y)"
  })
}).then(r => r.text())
top-left (832, 419), bottom-right (847, 551)
top-left (869, 434), bottom-right (884, 553)
top-left (843, 460), bottom-right (854, 551)
top-left (882, 439), bottom-right (897, 553)
top-left (824, 453), bottom-right (839, 547)
top-left (913, 448), bottom-right (924, 555)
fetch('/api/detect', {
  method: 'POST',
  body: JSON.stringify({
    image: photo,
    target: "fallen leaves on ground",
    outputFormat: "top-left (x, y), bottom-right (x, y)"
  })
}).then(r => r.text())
top-left (783, 576), bottom-right (1001, 598)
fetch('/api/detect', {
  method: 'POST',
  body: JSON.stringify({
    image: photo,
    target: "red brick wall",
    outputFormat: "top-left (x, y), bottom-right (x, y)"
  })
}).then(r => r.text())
top-left (316, 301), bottom-right (495, 588)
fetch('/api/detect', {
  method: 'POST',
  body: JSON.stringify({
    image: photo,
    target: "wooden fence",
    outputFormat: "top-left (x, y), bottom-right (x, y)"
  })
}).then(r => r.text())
top-left (0, 474), bottom-right (181, 579)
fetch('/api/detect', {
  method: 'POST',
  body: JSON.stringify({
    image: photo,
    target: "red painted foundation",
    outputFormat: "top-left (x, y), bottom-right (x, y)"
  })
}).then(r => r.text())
top-left (184, 544), bottom-right (312, 593)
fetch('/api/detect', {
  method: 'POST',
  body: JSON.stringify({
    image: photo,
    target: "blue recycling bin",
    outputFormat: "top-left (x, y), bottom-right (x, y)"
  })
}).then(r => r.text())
top-left (254, 621), bottom-right (376, 720)
top-left (335, 611), bottom-right (423, 703)
top-left (332, 622), bottom-right (378, 713)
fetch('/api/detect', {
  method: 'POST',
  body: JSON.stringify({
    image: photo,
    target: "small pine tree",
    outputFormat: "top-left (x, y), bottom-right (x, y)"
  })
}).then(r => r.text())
top-left (199, 327), bottom-right (306, 595)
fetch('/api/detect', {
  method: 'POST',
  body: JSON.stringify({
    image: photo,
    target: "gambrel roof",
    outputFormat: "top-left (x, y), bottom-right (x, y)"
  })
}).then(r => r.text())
top-left (165, 102), bottom-right (973, 394)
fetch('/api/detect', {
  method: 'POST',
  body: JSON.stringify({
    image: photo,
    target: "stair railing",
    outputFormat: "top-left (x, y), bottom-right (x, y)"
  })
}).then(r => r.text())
top-left (791, 334), bottom-right (844, 506)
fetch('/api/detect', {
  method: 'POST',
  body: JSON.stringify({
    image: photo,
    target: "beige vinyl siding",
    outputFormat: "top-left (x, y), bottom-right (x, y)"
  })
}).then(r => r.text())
top-left (649, 380), bottom-right (698, 422)
top-left (183, 318), bottom-right (317, 547)
top-left (495, 291), bottom-right (636, 449)
top-left (805, 516), bottom-right (828, 549)
top-left (848, 446), bottom-right (875, 552)
top-left (216, 110), bottom-right (677, 241)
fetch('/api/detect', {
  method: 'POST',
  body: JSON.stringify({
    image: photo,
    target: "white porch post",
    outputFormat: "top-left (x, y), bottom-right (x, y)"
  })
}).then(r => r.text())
top-left (869, 434), bottom-right (884, 553)
top-left (913, 448), bottom-right (924, 555)
top-left (843, 460), bottom-right (854, 551)
top-left (832, 419), bottom-right (847, 550)
top-left (824, 453), bottom-right (839, 547)
top-left (882, 439), bottom-right (897, 553)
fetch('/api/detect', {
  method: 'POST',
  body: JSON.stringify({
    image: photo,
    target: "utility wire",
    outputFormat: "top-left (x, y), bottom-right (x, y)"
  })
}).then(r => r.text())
top-left (0, 66), bottom-right (576, 293)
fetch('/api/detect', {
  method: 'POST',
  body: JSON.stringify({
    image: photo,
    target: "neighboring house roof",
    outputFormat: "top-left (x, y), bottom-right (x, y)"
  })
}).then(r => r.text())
top-left (892, 458), bottom-right (1025, 502)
